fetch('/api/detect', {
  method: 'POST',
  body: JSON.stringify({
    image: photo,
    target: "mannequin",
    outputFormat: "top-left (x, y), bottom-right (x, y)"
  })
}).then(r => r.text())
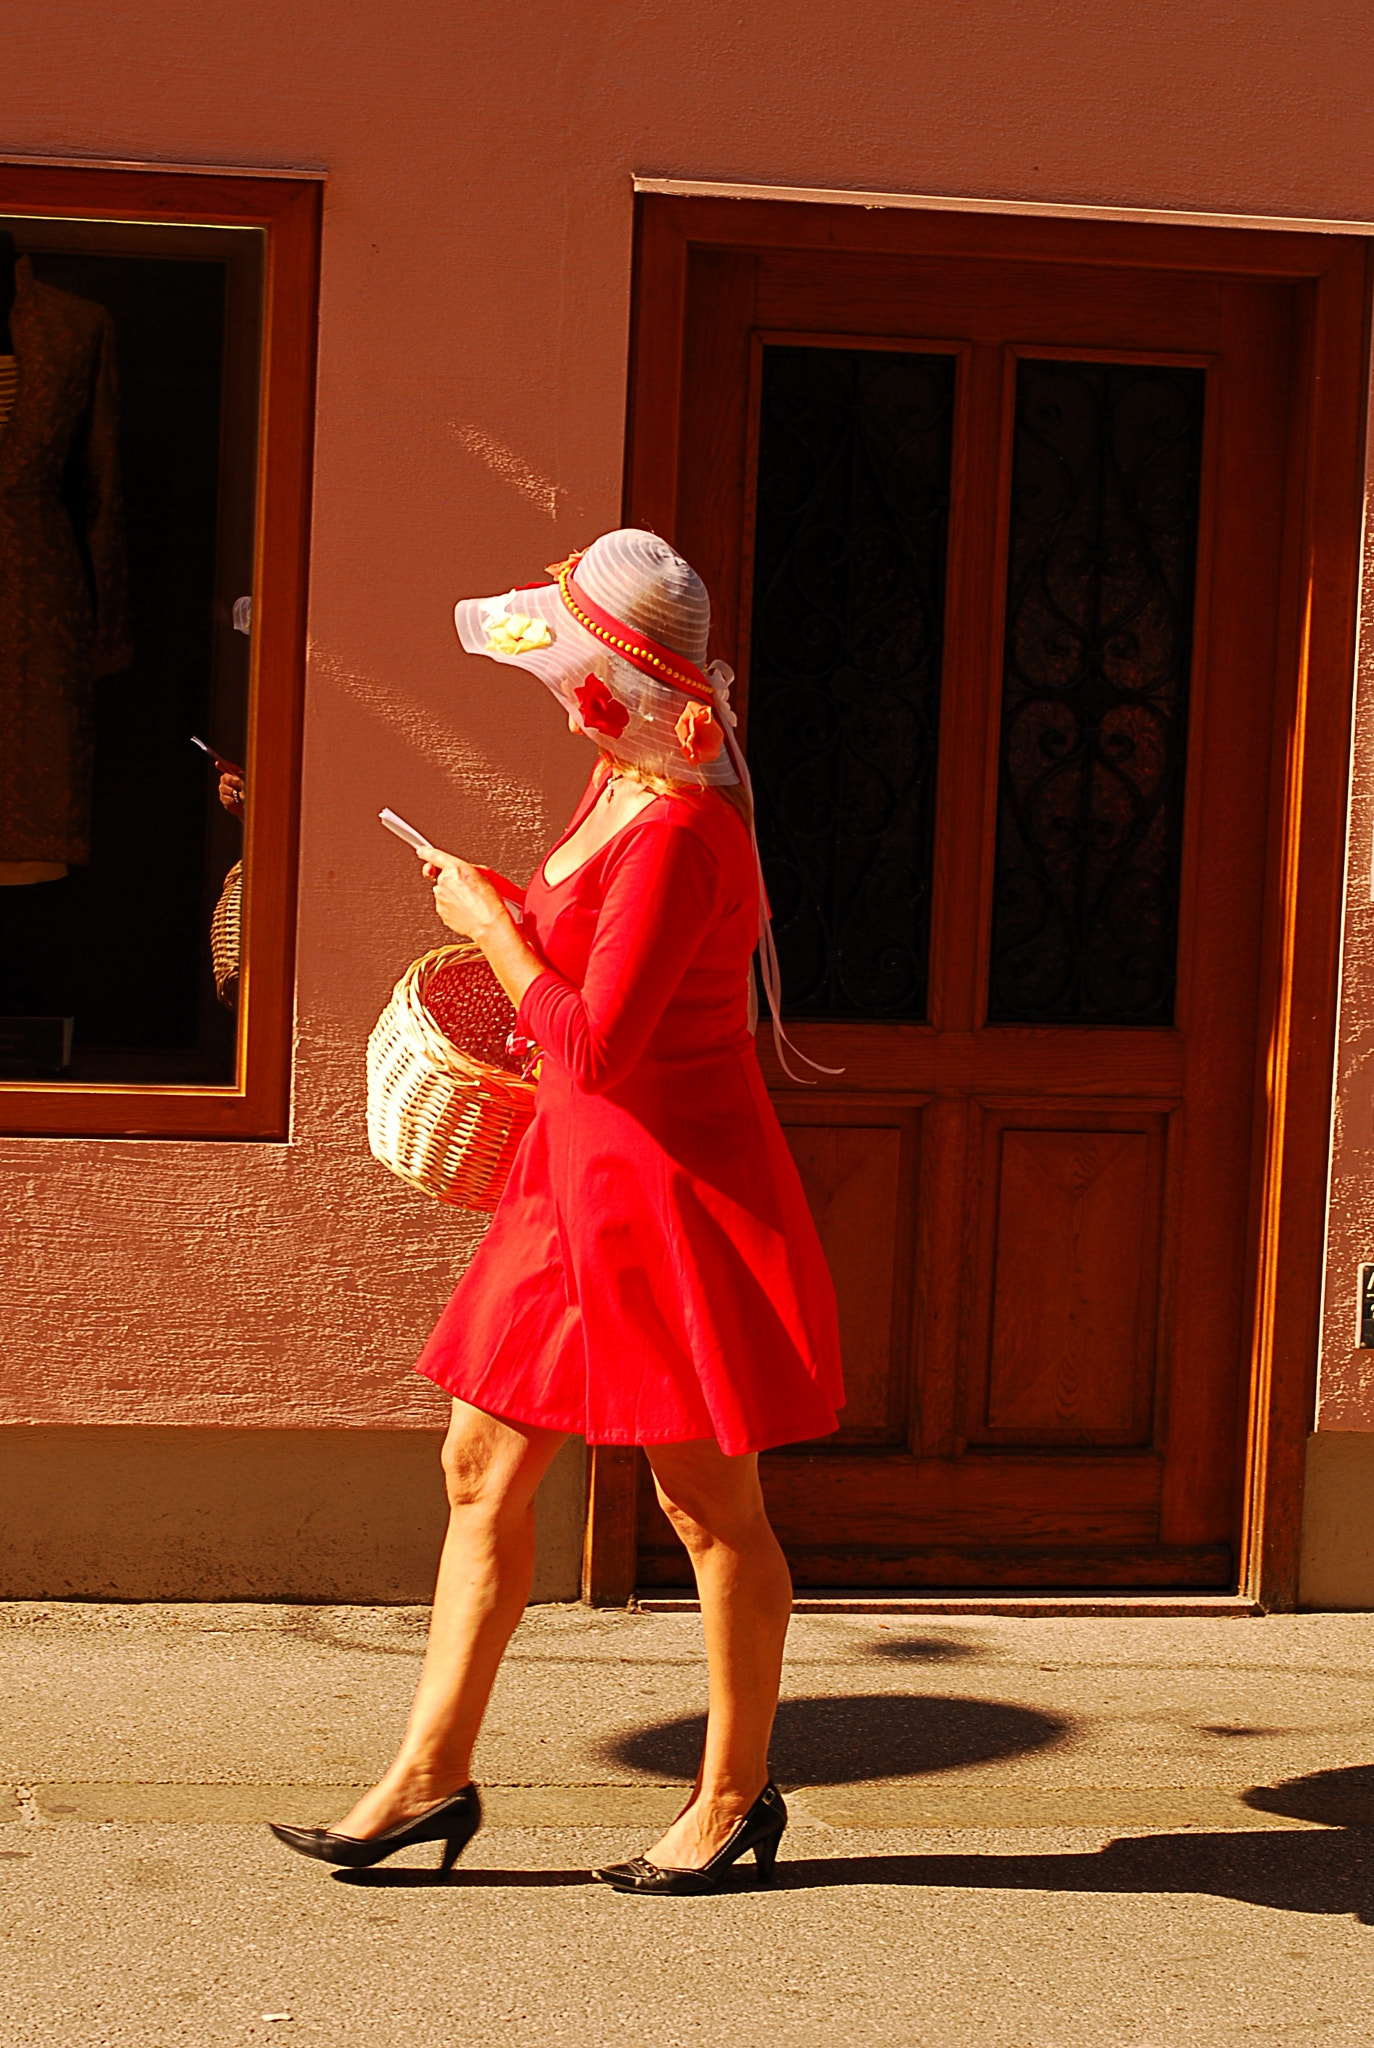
top-left (0, 232), bottom-right (131, 889)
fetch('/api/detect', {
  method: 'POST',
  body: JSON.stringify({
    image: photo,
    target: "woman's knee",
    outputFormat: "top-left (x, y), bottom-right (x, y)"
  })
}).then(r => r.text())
top-left (439, 1426), bottom-right (499, 1513)
top-left (653, 1488), bottom-right (716, 1557)
top-left (648, 1445), bottom-right (769, 1553)
top-left (439, 1404), bottom-right (563, 1518)
top-left (657, 1493), bottom-right (771, 1560)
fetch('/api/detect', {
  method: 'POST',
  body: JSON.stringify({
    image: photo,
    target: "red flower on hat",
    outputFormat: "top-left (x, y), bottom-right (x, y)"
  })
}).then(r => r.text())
top-left (575, 673), bottom-right (630, 739)
top-left (675, 701), bottom-right (724, 765)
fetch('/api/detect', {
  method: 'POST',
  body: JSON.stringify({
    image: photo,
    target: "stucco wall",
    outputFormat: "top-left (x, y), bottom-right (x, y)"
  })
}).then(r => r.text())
top-left (1317, 476), bottom-right (1374, 1431)
top-left (6, 0), bottom-right (1374, 1595)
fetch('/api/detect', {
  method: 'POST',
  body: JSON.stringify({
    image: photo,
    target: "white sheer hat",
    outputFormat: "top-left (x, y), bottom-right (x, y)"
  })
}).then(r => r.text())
top-left (453, 528), bottom-right (740, 788)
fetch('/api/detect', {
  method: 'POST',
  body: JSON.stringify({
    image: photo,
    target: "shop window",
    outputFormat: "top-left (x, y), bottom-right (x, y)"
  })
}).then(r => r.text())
top-left (0, 166), bottom-right (318, 1137)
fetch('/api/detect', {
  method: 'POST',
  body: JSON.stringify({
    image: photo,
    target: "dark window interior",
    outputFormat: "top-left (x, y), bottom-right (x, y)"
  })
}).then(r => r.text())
top-left (0, 243), bottom-right (254, 1081)
top-left (746, 343), bottom-right (955, 1021)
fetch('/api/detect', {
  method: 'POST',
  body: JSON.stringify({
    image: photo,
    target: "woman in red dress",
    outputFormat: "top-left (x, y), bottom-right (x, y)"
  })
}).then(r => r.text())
top-left (270, 530), bottom-right (843, 1894)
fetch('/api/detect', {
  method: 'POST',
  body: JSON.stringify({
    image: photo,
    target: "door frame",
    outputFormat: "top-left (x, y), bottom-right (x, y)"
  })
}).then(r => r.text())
top-left (581, 194), bottom-right (1371, 1611)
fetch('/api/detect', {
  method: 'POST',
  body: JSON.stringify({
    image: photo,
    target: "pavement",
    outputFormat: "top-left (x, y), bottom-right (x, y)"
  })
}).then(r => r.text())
top-left (5, 1600), bottom-right (1374, 2046)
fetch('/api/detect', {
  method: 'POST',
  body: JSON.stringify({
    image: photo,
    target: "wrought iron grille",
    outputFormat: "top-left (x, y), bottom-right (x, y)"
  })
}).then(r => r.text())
top-left (987, 359), bottom-right (1205, 1025)
top-left (746, 345), bottom-right (955, 1019)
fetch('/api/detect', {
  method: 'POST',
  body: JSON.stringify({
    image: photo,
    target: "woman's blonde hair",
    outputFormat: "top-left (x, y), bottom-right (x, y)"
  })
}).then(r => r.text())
top-left (600, 747), bottom-right (753, 829)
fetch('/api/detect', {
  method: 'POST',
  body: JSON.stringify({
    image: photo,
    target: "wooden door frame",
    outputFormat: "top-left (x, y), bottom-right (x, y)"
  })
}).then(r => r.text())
top-left (581, 195), bottom-right (1371, 1611)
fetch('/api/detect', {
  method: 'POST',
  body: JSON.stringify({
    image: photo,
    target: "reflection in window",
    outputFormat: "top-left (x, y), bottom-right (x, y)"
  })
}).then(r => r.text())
top-left (0, 217), bottom-right (261, 1081)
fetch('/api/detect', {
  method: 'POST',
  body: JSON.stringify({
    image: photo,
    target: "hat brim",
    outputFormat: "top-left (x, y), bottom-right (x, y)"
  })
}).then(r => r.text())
top-left (454, 581), bottom-right (595, 708)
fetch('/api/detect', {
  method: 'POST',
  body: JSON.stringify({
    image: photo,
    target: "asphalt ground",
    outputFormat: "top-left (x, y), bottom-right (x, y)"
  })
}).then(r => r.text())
top-left (5, 1601), bottom-right (1374, 2045)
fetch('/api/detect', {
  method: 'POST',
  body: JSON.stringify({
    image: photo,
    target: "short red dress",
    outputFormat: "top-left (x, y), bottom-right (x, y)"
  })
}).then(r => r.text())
top-left (416, 767), bottom-right (844, 1455)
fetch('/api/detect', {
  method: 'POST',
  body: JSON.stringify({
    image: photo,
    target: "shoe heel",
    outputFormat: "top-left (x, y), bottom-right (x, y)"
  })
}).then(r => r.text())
top-left (753, 1823), bottom-right (783, 1883)
top-left (439, 1832), bottom-right (467, 1874)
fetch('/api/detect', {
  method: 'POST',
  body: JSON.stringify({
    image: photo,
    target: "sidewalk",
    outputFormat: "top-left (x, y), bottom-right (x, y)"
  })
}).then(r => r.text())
top-left (5, 1600), bottom-right (1374, 2046)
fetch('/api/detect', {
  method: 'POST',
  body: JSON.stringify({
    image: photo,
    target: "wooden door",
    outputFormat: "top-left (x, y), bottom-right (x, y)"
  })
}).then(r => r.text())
top-left (591, 202), bottom-right (1368, 1598)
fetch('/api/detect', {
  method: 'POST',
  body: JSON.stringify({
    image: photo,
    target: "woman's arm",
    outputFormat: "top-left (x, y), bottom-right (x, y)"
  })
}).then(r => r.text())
top-left (516, 821), bottom-right (722, 1093)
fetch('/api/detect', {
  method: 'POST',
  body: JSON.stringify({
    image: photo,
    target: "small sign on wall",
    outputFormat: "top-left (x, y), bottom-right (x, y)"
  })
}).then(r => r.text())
top-left (1360, 1266), bottom-right (1374, 1348)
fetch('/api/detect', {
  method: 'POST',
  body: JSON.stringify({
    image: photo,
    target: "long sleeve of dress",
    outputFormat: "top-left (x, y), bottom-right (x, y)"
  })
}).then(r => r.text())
top-left (477, 867), bottom-right (525, 911)
top-left (516, 818), bottom-right (723, 1094)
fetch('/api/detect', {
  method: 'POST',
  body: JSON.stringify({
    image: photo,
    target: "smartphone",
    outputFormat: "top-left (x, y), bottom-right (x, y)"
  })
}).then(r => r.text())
top-left (378, 807), bottom-right (432, 853)
top-left (190, 734), bottom-right (245, 780)
top-left (380, 809), bottom-right (524, 922)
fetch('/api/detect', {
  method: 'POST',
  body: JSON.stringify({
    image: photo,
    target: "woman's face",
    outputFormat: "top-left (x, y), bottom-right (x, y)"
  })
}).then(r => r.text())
top-left (566, 710), bottom-right (605, 756)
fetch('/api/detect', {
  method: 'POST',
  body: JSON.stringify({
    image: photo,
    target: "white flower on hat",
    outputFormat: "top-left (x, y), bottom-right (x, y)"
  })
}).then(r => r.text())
top-left (481, 594), bottom-right (554, 658)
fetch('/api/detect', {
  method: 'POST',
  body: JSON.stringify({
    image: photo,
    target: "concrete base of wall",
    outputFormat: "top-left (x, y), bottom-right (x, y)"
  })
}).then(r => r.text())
top-left (1300, 1431), bottom-right (1374, 1609)
top-left (0, 1428), bottom-right (587, 1603)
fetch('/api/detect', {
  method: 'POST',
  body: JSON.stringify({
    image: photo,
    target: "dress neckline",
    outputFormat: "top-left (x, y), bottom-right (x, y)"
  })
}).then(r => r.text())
top-left (539, 773), bottom-right (666, 892)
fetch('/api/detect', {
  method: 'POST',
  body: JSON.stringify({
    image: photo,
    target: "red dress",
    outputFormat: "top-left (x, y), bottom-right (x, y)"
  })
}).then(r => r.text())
top-left (416, 768), bottom-right (844, 1455)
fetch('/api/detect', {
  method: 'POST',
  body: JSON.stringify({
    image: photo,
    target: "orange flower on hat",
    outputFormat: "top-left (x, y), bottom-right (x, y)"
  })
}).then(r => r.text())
top-left (575, 673), bottom-right (630, 739)
top-left (675, 701), bottom-right (723, 765)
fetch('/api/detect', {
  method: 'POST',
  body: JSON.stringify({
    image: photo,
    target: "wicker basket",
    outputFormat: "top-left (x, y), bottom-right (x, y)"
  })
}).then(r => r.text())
top-left (211, 860), bottom-right (243, 1008)
top-left (366, 941), bottom-right (537, 1211)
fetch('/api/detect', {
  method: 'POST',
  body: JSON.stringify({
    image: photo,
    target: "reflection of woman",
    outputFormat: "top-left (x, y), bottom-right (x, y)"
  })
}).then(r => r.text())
top-left (269, 530), bottom-right (843, 1894)
top-left (206, 751), bottom-right (245, 1008)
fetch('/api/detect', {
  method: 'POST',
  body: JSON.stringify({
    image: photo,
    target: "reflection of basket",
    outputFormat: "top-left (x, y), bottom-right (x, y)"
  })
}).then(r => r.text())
top-left (366, 942), bottom-right (537, 1212)
top-left (211, 861), bottom-right (243, 1008)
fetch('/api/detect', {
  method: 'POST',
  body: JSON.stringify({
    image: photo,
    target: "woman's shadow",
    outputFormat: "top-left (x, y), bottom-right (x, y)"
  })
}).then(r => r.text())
top-left (758, 1764), bottom-right (1374, 1919)
top-left (607, 1687), bottom-right (1069, 1785)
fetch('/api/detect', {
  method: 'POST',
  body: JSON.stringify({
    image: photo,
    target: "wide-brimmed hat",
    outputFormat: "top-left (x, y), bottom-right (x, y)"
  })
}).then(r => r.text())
top-left (454, 528), bottom-right (740, 788)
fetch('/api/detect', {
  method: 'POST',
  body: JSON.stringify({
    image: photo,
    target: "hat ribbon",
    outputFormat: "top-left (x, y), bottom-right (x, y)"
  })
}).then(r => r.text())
top-left (549, 554), bottom-right (837, 1082)
top-left (552, 560), bottom-right (716, 705)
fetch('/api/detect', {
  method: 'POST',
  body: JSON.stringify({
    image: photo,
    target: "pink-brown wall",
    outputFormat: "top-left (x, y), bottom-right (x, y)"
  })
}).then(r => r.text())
top-left (1315, 487), bottom-right (1374, 1432)
top-left (5, 0), bottom-right (1374, 1591)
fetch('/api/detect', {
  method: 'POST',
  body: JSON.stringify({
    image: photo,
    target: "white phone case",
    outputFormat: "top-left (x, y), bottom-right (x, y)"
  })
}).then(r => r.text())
top-left (379, 809), bottom-right (524, 922)
top-left (379, 807), bottom-right (430, 852)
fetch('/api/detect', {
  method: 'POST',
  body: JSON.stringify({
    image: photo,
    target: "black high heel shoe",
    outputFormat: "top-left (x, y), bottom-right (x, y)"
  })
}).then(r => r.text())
top-left (268, 1784), bottom-right (482, 1872)
top-left (593, 1781), bottom-right (787, 1895)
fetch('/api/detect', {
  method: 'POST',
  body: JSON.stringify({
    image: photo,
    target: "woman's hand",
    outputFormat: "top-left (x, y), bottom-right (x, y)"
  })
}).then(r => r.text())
top-left (218, 771), bottom-right (245, 819)
top-left (412, 846), bottom-right (543, 1010)
top-left (416, 846), bottom-right (507, 941)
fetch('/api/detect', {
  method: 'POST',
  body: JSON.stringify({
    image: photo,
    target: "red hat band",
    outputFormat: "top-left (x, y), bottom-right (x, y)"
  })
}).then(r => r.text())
top-left (553, 559), bottom-right (716, 706)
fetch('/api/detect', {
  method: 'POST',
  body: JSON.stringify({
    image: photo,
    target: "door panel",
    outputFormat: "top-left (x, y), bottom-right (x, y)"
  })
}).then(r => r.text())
top-left (781, 1120), bottom-right (909, 1443)
top-left (753, 253), bottom-right (1226, 355)
top-left (986, 1129), bottom-right (1151, 1438)
top-left (970, 1111), bottom-right (1168, 1447)
top-left (637, 1446), bottom-right (1185, 1586)
top-left (608, 203), bottom-right (1367, 1599)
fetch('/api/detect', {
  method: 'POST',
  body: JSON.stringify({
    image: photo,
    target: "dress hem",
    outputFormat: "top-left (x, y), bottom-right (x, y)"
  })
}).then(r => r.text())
top-left (416, 1362), bottom-right (841, 1457)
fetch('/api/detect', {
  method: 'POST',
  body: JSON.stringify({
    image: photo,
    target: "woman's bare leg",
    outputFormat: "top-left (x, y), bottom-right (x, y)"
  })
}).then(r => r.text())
top-left (334, 1399), bottom-right (567, 1839)
top-left (639, 1439), bottom-right (793, 1870)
